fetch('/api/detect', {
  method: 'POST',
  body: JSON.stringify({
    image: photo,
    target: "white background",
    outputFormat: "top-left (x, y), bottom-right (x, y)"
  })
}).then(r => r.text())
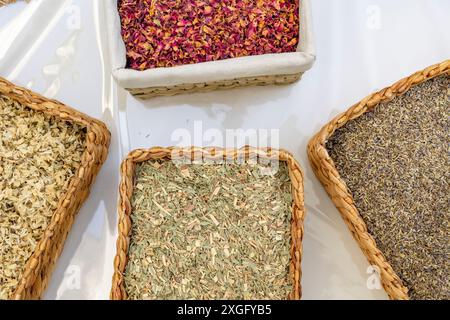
top-left (0, 0), bottom-right (449, 300)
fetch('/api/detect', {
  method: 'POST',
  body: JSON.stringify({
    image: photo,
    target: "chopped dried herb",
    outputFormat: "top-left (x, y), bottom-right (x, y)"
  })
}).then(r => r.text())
top-left (118, 0), bottom-right (300, 70)
top-left (327, 74), bottom-right (450, 300)
top-left (124, 160), bottom-right (293, 299)
top-left (0, 95), bottom-right (86, 299)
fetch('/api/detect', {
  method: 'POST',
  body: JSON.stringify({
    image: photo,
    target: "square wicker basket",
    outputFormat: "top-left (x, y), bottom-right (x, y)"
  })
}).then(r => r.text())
top-left (307, 60), bottom-right (450, 300)
top-left (110, 146), bottom-right (305, 299)
top-left (0, 77), bottom-right (111, 299)
top-left (105, 0), bottom-right (315, 98)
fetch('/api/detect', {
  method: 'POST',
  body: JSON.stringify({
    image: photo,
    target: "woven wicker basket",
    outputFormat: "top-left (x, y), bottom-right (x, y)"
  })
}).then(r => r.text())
top-left (307, 60), bottom-right (450, 300)
top-left (0, 77), bottom-right (111, 299)
top-left (0, 0), bottom-right (17, 7)
top-left (110, 146), bottom-right (305, 299)
top-left (105, 0), bottom-right (315, 98)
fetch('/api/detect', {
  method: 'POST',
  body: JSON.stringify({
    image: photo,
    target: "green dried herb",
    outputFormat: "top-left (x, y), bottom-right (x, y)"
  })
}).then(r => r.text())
top-left (124, 160), bottom-right (293, 300)
top-left (327, 74), bottom-right (450, 300)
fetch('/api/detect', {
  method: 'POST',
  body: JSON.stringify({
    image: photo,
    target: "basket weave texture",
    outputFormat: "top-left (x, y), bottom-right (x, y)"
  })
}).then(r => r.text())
top-left (307, 60), bottom-right (450, 300)
top-left (110, 146), bottom-right (305, 300)
top-left (129, 73), bottom-right (301, 99)
top-left (0, 0), bottom-right (17, 7)
top-left (0, 77), bottom-right (111, 299)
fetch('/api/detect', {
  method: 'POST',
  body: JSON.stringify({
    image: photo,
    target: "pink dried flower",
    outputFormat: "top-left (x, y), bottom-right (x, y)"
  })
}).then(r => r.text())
top-left (118, 0), bottom-right (300, 71)
top-left (204, 5), bottom-right (213, 14)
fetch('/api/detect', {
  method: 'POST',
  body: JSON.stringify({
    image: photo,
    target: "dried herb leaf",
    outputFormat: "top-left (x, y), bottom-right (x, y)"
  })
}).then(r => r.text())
top-left (124, 160), bottom-right (293, 300)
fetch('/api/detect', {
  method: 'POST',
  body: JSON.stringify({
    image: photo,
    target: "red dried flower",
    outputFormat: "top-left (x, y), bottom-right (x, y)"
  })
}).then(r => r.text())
top-left (118, 0), bottom-right (300, 71)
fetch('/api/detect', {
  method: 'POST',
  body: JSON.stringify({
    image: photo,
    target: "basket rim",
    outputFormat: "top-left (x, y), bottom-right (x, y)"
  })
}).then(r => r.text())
top-left (307, 59), bottom-right (450, 300)
top-left (0, 77), bottom-right (111, 299)
top-left (110, 146), bottom-right (306, 300)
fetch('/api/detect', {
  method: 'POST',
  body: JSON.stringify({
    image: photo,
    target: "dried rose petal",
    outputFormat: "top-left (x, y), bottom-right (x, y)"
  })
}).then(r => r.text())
top-left (118, 0), bottom-right (300, 71)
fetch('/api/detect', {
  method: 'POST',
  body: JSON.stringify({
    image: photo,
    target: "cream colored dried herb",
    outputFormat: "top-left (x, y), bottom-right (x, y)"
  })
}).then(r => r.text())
top-left (0, 95), bottom-right (86, 299)
top-left (124, 160), bottom-right (293, 300)
top-left (327, 74), bottom-right (450, 300)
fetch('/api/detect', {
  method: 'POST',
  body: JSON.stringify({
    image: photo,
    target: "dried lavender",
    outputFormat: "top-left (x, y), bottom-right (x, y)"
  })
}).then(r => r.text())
top-left (327, 74), bottom-right (450, 300)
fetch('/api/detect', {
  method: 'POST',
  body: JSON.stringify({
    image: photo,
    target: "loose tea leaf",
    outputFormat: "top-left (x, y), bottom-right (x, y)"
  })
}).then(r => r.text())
top-left (0, 95), bottom-right (86, 299)
top-left (327, 74), bottom-right (450, 300)
top-left (124, 160), bottom-right (293, 299)
top-left (118, 0), bottom-right (300, 70)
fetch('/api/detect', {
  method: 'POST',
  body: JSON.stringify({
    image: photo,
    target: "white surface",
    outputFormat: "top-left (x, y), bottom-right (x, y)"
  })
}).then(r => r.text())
top-left (0, 0), bottom-right (449, 300)
top-left (106, 0), bottom-right (315, 89)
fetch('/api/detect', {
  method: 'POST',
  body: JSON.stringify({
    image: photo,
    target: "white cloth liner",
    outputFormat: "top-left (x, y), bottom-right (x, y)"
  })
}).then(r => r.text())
top-left (106, 0), bottom-right (316, 89)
